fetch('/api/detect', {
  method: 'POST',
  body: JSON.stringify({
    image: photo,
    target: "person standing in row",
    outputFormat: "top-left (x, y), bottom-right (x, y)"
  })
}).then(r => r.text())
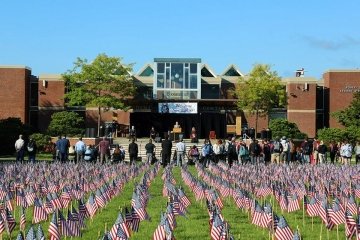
top-left (15, 134), bottom-right (25, 163)
top-left (58, 136), bottom-right (70, 163)
top-left (128, 138), bottom-right (138, 164)
top-left (75, 137), bottom-right (86, 163)
top-left (145, 139), bottom-right (156, 164)
top-left (161, 135), bottom-right (172, 167)
top-left (98, 137), bottom-right (110, 164)
top-left (27, 138), bottom-right (37, 163)
top-left (175, 138), bottom-right (186, 167)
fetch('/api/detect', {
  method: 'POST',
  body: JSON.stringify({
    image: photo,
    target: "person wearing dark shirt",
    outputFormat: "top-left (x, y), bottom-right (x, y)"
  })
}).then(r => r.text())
top-left (98, 137), bottom-right (110, 164)
top-left (128, 138), bottom-right (138, 164)
top-left (161, 135), bottom-right (172, 167)
top-left (145, 139), bottom-right (156, 163)
top-left (57, 136), bottom-right (70, 163)
top-left (149, 127), bottom-right (156, 140)
top-left (27, 138), bottom-right (37, 163)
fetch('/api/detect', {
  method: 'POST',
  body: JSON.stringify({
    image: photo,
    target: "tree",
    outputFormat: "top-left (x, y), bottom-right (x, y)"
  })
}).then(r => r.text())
top-left (47, 111), bottom-right (84, 137)
top-left (63, 53), bottom-right (136, 136)
top-left (29, 133), bottom-right (52, 152)
top-left (234, 64), bottom-right (287, 135)
top-left (317, 127), bottom-right (360, 144)
top-left (332, 91), bottom-right (360, 128)
top-left (269, 119), bottom-right (307, 140)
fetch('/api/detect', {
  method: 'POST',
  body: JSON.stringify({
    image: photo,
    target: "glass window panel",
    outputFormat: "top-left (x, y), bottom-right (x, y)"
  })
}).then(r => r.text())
top-left (166, 68), bottom-right (170, 81)
top-left (190, 75), bottom-right (197, 89)
top-left (185, 63), bottom-right (189, 67)
top-left (171, 63), bottom-right (184, 89)
top-left (185, 68), bottom-right (189, 89)
top-left (166, 63), bottom-right (170, 67)
top-left (157, 74), bottom-right (164, 88)
top-left (190, 63), bottom-right (197, 73)
top-left (157, 63), bottom-right (165, 73)
top-left (190, 91), bottom-right (197, 99)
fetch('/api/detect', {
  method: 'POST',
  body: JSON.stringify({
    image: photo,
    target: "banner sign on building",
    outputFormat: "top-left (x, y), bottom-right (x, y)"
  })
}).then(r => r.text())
top-left (158, 102), bottom-right (197, 114)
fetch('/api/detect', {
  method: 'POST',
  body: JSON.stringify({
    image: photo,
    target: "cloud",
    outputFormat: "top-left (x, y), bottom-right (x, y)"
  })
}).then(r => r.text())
top-left (302, 36), bottom-right (360, 50)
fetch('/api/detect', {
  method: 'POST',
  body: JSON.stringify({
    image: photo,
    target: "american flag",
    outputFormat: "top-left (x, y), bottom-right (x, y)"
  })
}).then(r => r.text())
top-left (166, 204), bottom-right (177, 230)
top-left (110, 212), bottom-right (130, 239)
top-left (345, 211), bottom-right (356, 239)
top-left (16, 189), bottom-right (28, 208)
top-left (153, 212), bottom-right (167, 240)
top-left (178, 187), bottom-right (191, 208)
top-left (210, 213), bottom-right (224, 240)
top-left (346, 195), bottom-right (358, 215)
top-left (328, 201), bottom-right (345, 225)
top-left (67, 209), bottom-right (81, 237)
top-left (48, 213), bottom-right (60, 240)
top-left (85, 194), bottom-right (98, 218)
top-left (33, 198), bottom-right (48, 223)
top-left (133, 197), bottom-right (148, 221)
top-left (292, 230), bottom-right (301, 240)
top-left (5, 208), bottom-right (16, 234)
top-left (115, 226), bottom-right (128, 240)
top-left (263, 202), bottom-right (273, 228)
top-left (37, 224), bottom-right (45, 240)
top-left (26, 225), bottom-right (36, 240)
top-left (274, 216), bottom-right (293, 240)
top-left (287, 193), bottom-right (300, 213)
top-left (20, 207), bottom-right (26, 231)
top-left (251, 201), bottom-right (265, 227)
top-left (78, 198), bottom-right (90, 219)
top-left (0, 213), bottom-right (5, 235)
top-left (95, 189), bottom-right (107, 208)
top-left (305, 196), bottom-right (319, 217)
top-left (124, 207), bottom-right (132, 230)
top-left (131, 207), bottom-right (140, 232)
top-left (16, 232), bottom-right (24, 240)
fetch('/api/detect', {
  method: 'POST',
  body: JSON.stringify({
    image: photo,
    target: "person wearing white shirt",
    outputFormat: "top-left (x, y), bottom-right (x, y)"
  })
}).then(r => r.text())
top-left (340, 140), bottom-right (352, 165)
top-left (354, 141), bottom-right (360, 164)
top-left (75, 137), bottom-right (86, 163)
top-left (15, 134), bottom-right (25, 163)
top-left (176, 138), bottom-right (186, 167)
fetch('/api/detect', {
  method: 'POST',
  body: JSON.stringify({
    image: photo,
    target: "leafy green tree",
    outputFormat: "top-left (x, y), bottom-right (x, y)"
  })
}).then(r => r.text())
top-left (316, 128), bottom-right (345, 144)
top-left (234, 64), bottom-right (287, 135)
top-left (47, 111), bottom-right (84, 137)
top-left (63, 53), bottom-right (136, 136)
top-left (332, 91), bottom-right (360, 128)
top-left (269, 118), bottom-right (307, 140)
top-left (317, 127), bottom-right (360, 144)
top-left (29, 133), bottom-right (52, 152)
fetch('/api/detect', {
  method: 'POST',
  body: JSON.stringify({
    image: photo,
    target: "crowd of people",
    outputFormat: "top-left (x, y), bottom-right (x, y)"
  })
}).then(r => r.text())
top-left (191, 136), bottom-right (360, 167)
top-left (13, 131), bottom-right (360, 167)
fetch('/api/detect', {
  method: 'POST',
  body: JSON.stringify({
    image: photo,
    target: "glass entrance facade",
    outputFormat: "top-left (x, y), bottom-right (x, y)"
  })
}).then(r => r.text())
top-left (153, 58), bottom-right (201, 100)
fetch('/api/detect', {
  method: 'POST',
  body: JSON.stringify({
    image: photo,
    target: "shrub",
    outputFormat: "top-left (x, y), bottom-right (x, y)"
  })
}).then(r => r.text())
top-left (47, 111), bottom-right (84, 137)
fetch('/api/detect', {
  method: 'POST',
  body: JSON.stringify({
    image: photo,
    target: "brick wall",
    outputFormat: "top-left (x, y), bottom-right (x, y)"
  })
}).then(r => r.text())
top-left (287, 82), bottom-right (317, 137)
top-left (323, 71), bottom-right (360, 128)
top-left (0, 67), bottom-right (31, 123)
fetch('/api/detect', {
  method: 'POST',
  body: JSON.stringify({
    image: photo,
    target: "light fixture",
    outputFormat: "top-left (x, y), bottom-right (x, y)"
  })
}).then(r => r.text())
top-left (175, 73), bottom-right (179, 78)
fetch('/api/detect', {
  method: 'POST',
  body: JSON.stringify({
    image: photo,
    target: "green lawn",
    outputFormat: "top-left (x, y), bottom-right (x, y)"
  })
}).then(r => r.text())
top-left (0, 164), bottom-right (352, 239)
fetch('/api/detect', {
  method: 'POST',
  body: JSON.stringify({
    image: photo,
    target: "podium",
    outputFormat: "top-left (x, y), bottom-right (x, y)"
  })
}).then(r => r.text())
top-left (172, 127), bottom-right (182, 142)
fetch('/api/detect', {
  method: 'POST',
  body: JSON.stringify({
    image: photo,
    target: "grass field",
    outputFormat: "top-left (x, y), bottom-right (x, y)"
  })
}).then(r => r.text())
top-left (0, 163), bottom-right (352, 240)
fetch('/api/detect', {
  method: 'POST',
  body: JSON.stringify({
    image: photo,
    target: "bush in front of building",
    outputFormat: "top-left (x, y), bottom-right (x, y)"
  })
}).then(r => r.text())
top-left (47, 111), bottom-right (85, 137)
top-left (0, 117), bottom-right (33, 155)
top-left (317, 127), bottom-right (360, 144)
top-left (269, 118), bottom-right (307, 140)
top-left (29, 133), bottom-right (52, 153)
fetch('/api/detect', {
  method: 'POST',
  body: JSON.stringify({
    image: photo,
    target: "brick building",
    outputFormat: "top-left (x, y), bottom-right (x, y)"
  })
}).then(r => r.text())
top-left (1, 61), bottom-right (359, 139)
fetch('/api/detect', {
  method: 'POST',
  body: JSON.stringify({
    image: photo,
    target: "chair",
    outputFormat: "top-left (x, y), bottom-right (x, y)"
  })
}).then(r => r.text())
top-left (209, 131), bottom-right (216, 139)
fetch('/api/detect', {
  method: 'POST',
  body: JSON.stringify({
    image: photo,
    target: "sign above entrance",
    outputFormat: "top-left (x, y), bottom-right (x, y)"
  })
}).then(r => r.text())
top-left (158, 102), bottom-right (197, 114)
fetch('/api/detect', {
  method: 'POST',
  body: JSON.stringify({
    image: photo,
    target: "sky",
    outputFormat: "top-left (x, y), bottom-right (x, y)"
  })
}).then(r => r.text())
top-left (1, 0), bottom-right (359, 78)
